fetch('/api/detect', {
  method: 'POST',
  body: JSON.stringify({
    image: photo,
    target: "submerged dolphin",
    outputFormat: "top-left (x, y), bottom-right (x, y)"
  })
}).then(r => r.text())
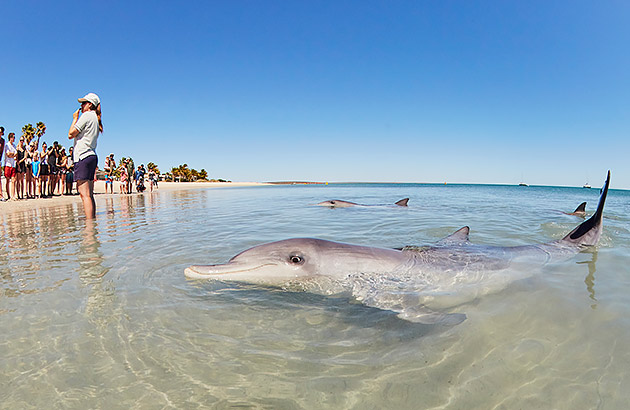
top-left (316, 198), bottom-right (409, 208)
top-left (186, 171), bottom-right (610, 324)
top-left (563, 202), bottom-right (587, 217)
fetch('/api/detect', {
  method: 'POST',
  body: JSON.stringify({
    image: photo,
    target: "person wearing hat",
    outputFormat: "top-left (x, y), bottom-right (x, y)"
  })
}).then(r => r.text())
top-left (68, 92), bottom-right (102, 219)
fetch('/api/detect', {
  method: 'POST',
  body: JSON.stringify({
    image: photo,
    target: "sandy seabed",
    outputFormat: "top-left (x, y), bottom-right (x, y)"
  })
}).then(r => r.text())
top-left (0, 180), bottom-right (269, 215)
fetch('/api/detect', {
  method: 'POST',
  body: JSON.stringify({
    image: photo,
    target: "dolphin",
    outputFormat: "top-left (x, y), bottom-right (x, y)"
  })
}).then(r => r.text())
top-left (316, 198), bottom-right (409, 208)
top-left (186, 171), bottom-right (610, 325)
top-left (563, 201), bottom-right (587, 217)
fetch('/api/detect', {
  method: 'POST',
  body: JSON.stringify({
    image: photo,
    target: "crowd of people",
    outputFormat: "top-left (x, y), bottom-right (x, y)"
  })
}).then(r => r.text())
top-left (1, 126), bottom-right (76, 201)
top-left (0, 130), bottom-right (158, 202)
top-left (2, 93), bottom-right (157, 218)
top-left (103, 153), bottom-right (158, 195)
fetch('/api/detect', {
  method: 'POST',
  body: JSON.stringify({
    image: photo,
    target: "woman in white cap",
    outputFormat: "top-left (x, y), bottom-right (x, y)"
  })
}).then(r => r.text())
top-left (68, 92), bottom-right (102, 219)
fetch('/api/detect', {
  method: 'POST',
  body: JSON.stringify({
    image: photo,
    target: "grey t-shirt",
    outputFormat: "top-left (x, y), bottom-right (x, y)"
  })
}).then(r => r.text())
top-left (73, 111), bottom-right (100, 162)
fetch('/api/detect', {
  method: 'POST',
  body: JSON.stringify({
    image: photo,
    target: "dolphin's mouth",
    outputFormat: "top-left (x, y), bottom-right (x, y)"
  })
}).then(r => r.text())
top-left (184, 263), bottom-right (275, 279)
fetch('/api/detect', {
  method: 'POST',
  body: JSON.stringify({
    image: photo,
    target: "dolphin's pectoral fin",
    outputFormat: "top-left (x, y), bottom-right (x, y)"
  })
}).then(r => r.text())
top-left (436, 226), bottom-right (471, 246)
top-left (355, 288), bottom-right (467, 325)
top-left (396, 308), bottom-right (467, 325)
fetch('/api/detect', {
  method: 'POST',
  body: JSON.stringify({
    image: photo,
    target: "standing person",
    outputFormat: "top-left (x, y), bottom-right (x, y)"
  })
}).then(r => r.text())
top-left (3, 133), bottom-right (17, 200)
top-left (65, 147), bottom-right (75, 195)
top-left (39, 142), bottom-right (50, 197)
top-left (15, 136), bottom-right (27, 199)
top-left (58, 147), bottom-right (67, 195)
top-left (47, 141), bottom-right (60, 196)
top-left (68, 92), bottom-right (102, 219)
top-left (31, 150), bottom-right (41, 198)
top-left (125, 157), bottom-right (134, 194)
top-left (104, 153), bottom-right (115, 194)
top-left (25, 141), bottom-right (34, 198)
top-left (148, 168), bottom-right (156, 192)
top-left (0, 127), bottom-right (5, 201)
top-left (118, 160), bottom-right (128, 194)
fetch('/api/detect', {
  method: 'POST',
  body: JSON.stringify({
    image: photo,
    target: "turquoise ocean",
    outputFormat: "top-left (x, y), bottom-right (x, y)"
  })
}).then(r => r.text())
top-left (1, 181), bottom-right (629, 409)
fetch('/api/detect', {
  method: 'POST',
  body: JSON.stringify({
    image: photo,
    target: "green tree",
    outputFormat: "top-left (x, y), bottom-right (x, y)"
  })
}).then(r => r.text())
top-left (147, 162), bottom-right (160, 175)
top-left (22, 123), bottom-right (36, 145)
top-left (35, 122), bottom-right (46, 140)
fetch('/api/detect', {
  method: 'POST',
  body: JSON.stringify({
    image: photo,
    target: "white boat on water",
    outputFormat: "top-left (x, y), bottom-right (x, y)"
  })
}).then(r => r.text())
top-left (583, 183), bottom-right (591, 189)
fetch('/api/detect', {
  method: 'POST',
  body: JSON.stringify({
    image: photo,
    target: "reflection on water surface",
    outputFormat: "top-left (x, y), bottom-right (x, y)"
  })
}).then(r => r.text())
top-left (1, 184), bottom-right (630, 408)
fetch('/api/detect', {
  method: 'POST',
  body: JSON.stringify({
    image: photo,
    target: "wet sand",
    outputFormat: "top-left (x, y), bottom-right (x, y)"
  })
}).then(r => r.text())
top-left (0, 180), bottom-right (270, 215)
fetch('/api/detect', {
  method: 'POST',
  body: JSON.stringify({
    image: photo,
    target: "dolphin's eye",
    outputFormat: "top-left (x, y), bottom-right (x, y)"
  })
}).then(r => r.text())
top-left (289, 255), bottom-right (304, 265)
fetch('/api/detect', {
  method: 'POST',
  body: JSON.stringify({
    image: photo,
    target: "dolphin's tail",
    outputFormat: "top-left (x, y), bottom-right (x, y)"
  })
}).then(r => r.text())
top-left (395, 198), bottom-right (409, 207)
top-left (561, 171), bottom-right (610, 247)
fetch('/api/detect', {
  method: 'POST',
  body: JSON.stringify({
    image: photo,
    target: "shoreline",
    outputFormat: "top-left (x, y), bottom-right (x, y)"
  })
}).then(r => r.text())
top-left (0, 180), bottom-right (270, 216)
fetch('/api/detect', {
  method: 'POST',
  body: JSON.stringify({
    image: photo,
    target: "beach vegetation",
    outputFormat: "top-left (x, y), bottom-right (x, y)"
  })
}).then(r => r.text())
top-left (147, 162), bottom-right (160, 175)
top-left (167, 164), bottom-right (211, 182)
top-left (22, 123), bottom-right (36, 145)
top-left (35, 122), bottom-right (46, 141)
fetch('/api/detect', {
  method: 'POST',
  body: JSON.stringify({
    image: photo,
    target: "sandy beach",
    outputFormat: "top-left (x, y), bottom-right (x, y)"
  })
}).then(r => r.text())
top-left (0, 180), bottom-right (270, 215)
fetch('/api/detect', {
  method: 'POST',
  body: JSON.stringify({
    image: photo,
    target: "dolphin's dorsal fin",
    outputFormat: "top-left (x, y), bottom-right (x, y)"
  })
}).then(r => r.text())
top-left (437, 226), bottom-right (470, 246)
top-left (562, 171), bottom-right (610, 246)
top-left (574, 202), bottom-right (587, 213)
top-left (395, 198), bottom-right (409, 207)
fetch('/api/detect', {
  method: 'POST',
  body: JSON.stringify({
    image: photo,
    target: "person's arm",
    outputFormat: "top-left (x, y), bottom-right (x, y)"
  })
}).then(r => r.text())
top-left (6, 146), bottom-right (16, 158)
top-left (68, 109), bottom-right (81, 139)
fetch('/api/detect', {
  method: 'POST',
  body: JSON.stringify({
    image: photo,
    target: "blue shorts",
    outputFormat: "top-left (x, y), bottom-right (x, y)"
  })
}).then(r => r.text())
top-left (74, 155), bottom-right (98, 182)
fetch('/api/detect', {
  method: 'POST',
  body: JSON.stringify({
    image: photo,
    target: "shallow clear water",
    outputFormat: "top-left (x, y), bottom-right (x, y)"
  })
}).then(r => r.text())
top-left (1, 183), bottom-right (629, 409)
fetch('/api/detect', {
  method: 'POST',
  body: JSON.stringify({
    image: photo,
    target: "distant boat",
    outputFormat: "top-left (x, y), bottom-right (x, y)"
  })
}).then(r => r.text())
top-left (518, 182), bottom-right (528, 187)
top-left (583, 183), bottom-right (591, 189)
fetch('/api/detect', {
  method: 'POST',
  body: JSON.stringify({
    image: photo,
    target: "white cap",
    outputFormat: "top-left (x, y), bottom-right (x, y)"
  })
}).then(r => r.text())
top-left (78, 92), bottom-right (100, 107)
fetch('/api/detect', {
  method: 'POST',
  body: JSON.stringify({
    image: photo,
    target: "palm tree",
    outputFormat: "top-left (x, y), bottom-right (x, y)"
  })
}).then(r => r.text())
top-left (147, 162), bottom-right (160, 175)
top-left (170, 167), bottom-right (181, 182)
top-left (177, 164), bottom-right (191, 182)
top-left (22, 123), bottom-right (36, 145)
top-left (199, 169), bottom-right (208, 180)
top-left (190, 169), bottom-right (200, 181)
top-left (34, 122), bottom-right (45, 146)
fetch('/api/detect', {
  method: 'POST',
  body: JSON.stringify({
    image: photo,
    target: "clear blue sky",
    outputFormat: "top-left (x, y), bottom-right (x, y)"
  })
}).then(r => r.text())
top-left (2, 1), bottom-right (629, 188)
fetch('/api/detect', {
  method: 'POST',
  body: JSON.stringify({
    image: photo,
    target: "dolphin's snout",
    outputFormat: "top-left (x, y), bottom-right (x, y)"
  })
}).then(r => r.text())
top-left (184, 265), bottom-right (221, 279)
top-left (184, 262), bottom-right (277, 280)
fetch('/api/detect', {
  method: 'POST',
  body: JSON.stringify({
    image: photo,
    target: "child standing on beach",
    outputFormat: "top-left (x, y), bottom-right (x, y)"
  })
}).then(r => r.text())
top-left (31, 151), bottom-right (41, 198)
top-left (120, 163), bottom-right (128, 194)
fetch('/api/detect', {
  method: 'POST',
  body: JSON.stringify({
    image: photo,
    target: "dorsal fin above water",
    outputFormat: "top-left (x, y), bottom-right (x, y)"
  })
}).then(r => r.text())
top-left (574, 202), bottom-right (587, 214)
top-left (562, 171), bottom-right (610, 246)
top-left (395, 198), bottom-right (409, 207)
top-left (436, 226), bottom-right (470, 246)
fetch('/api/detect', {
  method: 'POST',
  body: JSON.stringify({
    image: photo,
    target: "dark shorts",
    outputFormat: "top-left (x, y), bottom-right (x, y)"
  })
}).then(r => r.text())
top-left (66, 171), bottom-right (74, 184)
top-left (74, 155), bottom-right (98, 182)
top-left (40, 164), bottom-right (49, 176)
